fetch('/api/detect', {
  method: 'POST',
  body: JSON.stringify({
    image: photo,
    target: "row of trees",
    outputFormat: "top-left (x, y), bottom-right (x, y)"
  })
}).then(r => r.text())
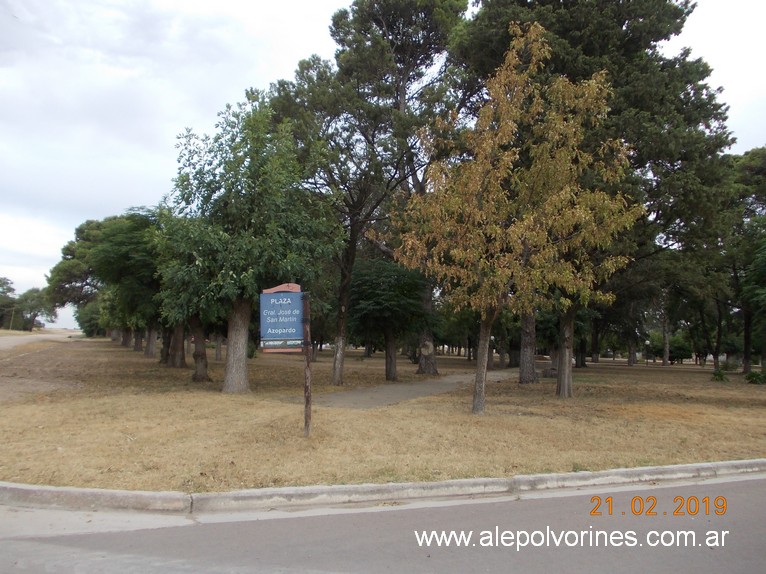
top-left (42, 0), bottom-right (765, 413)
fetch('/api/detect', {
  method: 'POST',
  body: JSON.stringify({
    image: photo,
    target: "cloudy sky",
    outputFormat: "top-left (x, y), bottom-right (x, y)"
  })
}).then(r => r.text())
top-left (1, 0), bottom-right (764, 329)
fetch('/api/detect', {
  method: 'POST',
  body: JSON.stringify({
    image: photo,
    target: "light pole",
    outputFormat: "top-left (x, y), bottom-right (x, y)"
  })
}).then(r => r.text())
top-left (645, 340), bottom-right (651, 366)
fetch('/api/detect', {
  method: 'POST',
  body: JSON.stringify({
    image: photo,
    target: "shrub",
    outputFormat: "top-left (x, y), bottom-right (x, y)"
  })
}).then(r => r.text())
top-left (745, 371), bottom-right (766, 385)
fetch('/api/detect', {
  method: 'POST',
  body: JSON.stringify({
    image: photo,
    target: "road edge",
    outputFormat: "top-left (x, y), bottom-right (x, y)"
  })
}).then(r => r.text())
top-left (2, 458), bottom-right (765, 514)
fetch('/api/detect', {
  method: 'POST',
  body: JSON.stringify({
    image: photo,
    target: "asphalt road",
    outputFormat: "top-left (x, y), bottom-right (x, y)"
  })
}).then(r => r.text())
top-left (2, 474), bottom-right (763, 573)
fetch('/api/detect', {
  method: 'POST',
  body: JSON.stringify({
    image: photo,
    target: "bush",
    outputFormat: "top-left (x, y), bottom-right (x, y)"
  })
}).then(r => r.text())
top-left (745, 371), bottom-right (766, 385)
top-left (711, 370), bottom-right (729, 383)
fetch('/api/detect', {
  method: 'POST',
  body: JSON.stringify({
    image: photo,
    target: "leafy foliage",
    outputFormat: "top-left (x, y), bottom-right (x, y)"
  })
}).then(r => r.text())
top-left (88, 211), bottom-right (161, 330)
top-left (15, 288), bottom-right (57, 330)
top-left (172, 92), bottom-right (341, 305)
top-left (47, 219), bottom-right (105, 308)
top-left (74, 298), bottom-right (104, 337)
top-left (396, 23), bottom-right (640, 408)
top-left (745, 371), bottom-right (766, 385)
top-left (348, 258), bottom-right (429, 343)
top-left (170, 91), bottom-right (342, 392)
top-left (397, 23), bottom-right (638, 316)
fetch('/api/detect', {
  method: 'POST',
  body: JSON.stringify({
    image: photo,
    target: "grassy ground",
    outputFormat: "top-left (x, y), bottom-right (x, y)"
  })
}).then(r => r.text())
top-left (0, 337), bottom-right (763, 493)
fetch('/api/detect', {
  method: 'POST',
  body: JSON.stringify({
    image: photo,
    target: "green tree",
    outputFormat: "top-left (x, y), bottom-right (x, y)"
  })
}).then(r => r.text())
top-left (271, 0), bottom-right (466, 384)
top-left (0, 277), bottom-right (13, 297)
top-left (15, 288), bottom-right (57, 330)
top-left (397, 23), bottom-right (637, 411)
top-left (47, 219), bottom-right (105, 311)
top-left (47, 218), bottom-right (139, 339)
top-left (0, 277), bottom-right (15, 329)
top-left (453, 1), bottom-right (730, 245)
top-left (655, 149), bottom-right (766, 374)
top-left (454, 0), bottom-right (732, 382)
top-left (172, 91), bottom-right (340, 393)
top-left (348, 257), bottom-right (429, 380)
top-left (88, 210), bottom-right (162, 353)
top-left (434, 303), bottom-right (479, 359)
top-left (74, 298), bottom-right (104, 337)
top-left (745, 234), bottom-right (766, 312)
top-left (730, 148), bottom-right (766, 372)
top-left (742, 223), bottom-right (766, 363)
top-left (155, 212), bottom-right (239, 380)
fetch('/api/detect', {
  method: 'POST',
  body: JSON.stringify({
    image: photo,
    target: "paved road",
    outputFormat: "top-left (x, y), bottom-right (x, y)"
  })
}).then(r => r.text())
top-left (2, 474), bottom-right (763, 573)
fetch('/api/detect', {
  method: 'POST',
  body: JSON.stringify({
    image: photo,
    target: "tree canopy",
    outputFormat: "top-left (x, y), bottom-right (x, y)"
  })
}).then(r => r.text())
top-left (171, 91), bottom-right (341, 392)
top-left (397, 23), bottom-right (639, 410)
top-left (348, 257), bottom-right (429, 380)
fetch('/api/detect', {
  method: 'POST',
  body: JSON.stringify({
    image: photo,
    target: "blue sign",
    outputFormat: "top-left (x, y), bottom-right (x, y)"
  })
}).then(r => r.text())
top-left (259, 290), bottom-right (303, 352)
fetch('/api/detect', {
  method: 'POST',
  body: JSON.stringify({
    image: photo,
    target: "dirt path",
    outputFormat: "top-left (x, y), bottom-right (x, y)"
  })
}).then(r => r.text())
top-left (314, 369), bottom-right (516, 409)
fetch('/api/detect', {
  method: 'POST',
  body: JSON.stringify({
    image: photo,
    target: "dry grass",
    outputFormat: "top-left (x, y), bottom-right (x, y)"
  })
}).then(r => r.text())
top-left (0, 338), bottom-right (763, 492)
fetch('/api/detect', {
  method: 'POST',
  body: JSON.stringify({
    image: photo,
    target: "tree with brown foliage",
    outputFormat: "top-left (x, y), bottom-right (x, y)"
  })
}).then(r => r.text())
top-left (396, 23), bottom-right (640, 412)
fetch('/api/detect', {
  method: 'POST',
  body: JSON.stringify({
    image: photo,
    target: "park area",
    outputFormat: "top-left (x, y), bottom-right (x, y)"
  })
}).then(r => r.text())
top-left (0, 332), bottom-right (764, 493)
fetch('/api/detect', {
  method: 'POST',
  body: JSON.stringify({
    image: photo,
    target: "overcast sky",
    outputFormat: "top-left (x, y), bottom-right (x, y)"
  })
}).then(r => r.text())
top-left (1, 0), bottom-right (764, 329)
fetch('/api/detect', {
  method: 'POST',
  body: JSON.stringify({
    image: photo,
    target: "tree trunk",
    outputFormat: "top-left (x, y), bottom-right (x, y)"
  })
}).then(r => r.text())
top-left (416, 330), bottom-right (438, 375)
top-left (507, 347), bottom-right (520, 368)
top-left (713, 299), bottom-right (724, 372)
top-left (168, 323), bottom-right (186, 368)
top-left (742, 303), bottom-right (752, 374)
top-left (332, 226), bottom-right (359, 386)
top-left (486, 341), bottom-right (495, 370)
top-left (416, 286), bottom-right (439, 375)
top-left (223, 297), bottom-right (252, 393)
top-left (189, 315), bottom-right (211, 382)
top-left (121, 328), bottom-right (132, 347)
top-left (472, 310), bottom-right (495, 414)
top-left (698, 304), bottom-right (714, 369)
top-left (159, 326), bottom-right (172, 365)
top-left (590, 320), bottom-right (600, 363)
top-left (384, 328), bottom-right (397, 381)
top-left (547, 347), bottom-right (559, 377)
top-left (556, 308), bottom-right (576, 398)
top-left (575, 336), bottom-right (587, 368)
top-left (627, 338), bottom-right (637, 366)
top-left (215, 333), bottom-right (223, 361)
top-left (497, 332), bottom-right (508, 371)
top-left (333, 332), bottom-right (348, 383)
top-left (144, 326), bottom-right (157, 358)
top-left (519, 310), bottom-right (538, 384)
top-left (132, 329), bottom-right (144, 352)
top-left (662, 309), bottom-right (670, 366)
top-left (110, 329), bottom-right (120, 342)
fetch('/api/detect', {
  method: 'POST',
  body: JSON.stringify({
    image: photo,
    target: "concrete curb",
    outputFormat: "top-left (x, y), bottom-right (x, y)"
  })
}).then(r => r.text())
top-left (0, 481), bottom-right (190, 513)
top-left (2, 459), bottom-right (765, 514)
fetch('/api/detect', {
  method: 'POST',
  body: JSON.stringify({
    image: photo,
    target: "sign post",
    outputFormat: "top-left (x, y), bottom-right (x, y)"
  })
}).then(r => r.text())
top-left (260, 284), bottom-right (312, 437)
top-left (302, 292), bottom-right (312, 437)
